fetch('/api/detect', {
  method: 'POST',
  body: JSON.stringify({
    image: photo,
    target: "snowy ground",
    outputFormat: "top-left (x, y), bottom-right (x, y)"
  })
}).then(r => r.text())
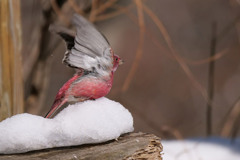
top-left (1, 97), bottom-right (239, 158)
top-left (162, 137), bottom-right (240, 160)
top-left (0, 97), bottom-right (134, 154)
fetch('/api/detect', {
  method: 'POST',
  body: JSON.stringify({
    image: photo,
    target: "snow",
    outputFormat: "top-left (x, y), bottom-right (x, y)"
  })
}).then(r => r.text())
top-left (0, 97), bottom-right (134, 154)
top-left (162, 137), bottom-right (240, 160)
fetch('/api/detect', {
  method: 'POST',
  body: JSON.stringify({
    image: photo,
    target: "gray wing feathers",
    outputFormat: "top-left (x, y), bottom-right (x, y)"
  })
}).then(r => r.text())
top-left (49, 25), bottom-right (75, 50)
top-left (63, 14), bottom-right (113, 76)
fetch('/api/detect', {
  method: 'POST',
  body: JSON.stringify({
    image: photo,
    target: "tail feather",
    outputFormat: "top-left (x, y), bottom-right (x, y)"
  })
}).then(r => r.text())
top-left (45, 99), bottom-right (67, 118)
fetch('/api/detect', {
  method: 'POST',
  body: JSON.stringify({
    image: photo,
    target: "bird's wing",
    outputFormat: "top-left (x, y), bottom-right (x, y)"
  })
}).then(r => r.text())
top-left (63, 14), bottom-right (114, 77)
top-left (49, 25), bottom-right (75, 50)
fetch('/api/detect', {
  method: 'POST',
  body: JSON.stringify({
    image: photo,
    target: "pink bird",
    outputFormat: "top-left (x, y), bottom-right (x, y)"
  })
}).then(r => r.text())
top-left (45, 14), bottom-right (123, 118)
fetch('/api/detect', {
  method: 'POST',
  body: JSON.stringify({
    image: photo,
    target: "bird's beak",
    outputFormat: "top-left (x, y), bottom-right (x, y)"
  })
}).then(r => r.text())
top-left (119, 59), bottom-right (124, 65)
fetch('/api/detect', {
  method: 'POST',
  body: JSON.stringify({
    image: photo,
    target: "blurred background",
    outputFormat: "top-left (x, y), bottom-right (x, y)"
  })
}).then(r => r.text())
top-left (0, 0), bottom-right (240, 140)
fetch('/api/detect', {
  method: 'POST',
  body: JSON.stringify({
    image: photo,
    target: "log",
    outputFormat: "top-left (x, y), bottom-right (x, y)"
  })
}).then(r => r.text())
top-left (0, 132), bottom-right (163, 160)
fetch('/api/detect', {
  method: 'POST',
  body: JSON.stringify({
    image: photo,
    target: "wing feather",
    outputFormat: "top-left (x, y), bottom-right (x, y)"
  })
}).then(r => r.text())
top-left (63, 14), bottom-right (113, 76)
top-left (49, 25), bottom-right (75, 50)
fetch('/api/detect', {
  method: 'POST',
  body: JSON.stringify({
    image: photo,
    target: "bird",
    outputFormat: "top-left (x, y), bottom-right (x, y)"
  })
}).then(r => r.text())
top-left (45, 14), bottom-right (123, 118)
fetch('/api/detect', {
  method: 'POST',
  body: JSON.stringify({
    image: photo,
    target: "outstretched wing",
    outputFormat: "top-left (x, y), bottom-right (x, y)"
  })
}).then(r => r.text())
top-left (63, 14), bottom-right (114, 76)
top-left (49, 25), bottom-right (75, 50)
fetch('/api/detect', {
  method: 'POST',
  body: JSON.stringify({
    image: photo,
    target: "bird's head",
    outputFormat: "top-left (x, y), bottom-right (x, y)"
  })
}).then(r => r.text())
top-left (113, 54), bottom-right (123, 72)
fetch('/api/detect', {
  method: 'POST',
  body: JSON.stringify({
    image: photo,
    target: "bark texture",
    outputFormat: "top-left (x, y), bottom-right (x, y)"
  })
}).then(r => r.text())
top-left (0, 132), bottom-right (162, 160)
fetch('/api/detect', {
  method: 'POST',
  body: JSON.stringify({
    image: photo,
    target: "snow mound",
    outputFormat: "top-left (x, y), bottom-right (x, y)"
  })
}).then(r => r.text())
top-left (0, 97), bottom-right (134, 154)
top-left (162, 137), bottom-right (240, 160)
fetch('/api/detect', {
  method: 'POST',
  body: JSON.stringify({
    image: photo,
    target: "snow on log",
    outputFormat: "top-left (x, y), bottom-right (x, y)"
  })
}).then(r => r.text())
top-left (0, 132), bottom-right (163, 160)
top-left (0, 97), bottom-right (133, 154)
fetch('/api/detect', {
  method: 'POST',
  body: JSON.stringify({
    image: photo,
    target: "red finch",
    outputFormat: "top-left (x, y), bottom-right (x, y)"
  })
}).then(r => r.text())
top-left (45, 14), bottom-right (123, 118)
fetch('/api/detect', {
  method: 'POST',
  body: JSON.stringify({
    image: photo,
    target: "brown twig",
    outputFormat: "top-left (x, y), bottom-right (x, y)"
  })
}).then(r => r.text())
top-left (111, 3), bottom-right (138, 22)
top-left (112, 4), bottom-right (175, 60)
top-left (184, 49), bottom-right (228, 65)
top-left (142, 4), bottom-right (209, 101)
top-left (89, 0), bottom-right (99, 22)
top-left (121, 0), bottom-right (145, 92)
top-left (96, 9), bottom-right (124, 21)
top-left (67, 0), bottom-right (85, 16)
top-left (231, 113), bottom-right (240, 141)
top-left (221, 98), bottom-right (240, 137)
top-left (96, 4), bottom-right (134, 22)
top-left (50, 0), bottom-right (70, 25)
top-left (95, 0), bottom-right (118, 15)
top-left (50, 0), bottom-right (61, 16)
top-left (119, 96), bottom-right (183, 139)
top-left (217, 15), bottom-right (240, 41)
top-left (161, 125), bottom-right (183, 139)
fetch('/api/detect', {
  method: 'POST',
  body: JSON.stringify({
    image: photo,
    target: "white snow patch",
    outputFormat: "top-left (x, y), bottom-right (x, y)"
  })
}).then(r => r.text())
top-left (162, 137), bottom-right (240, 160)
top-left (0, 97), bottom-right (134, 154)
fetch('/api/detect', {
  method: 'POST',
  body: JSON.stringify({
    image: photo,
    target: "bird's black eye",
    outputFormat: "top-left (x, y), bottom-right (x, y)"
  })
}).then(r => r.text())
top-left (115, 57), bottom-right (118, 61)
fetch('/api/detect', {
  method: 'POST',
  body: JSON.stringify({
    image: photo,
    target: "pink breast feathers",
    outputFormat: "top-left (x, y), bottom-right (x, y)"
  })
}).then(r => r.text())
top-left (68, 76), bottom-right (113, 100)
